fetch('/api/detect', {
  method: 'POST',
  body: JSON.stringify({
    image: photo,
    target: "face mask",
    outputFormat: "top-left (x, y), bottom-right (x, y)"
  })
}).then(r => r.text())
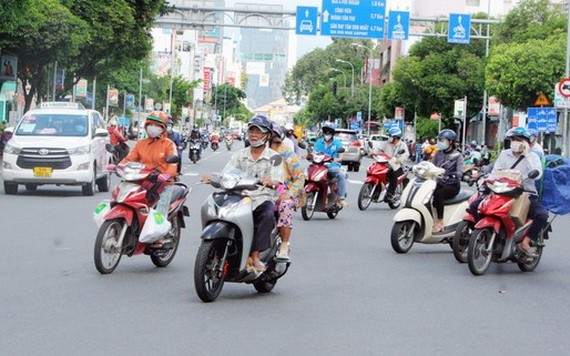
top-left (510, 141), bottom-right (522, 153)
top-left (146, 125), bottom-right (164, 138)
top-left (437, 140), bottom-right (448, 150)
top-left (388, 137), bottom-right (394, 143)
top-left (530, 136), bottom-right (536, 143)
top-left (167, 126), bottom-right (173, 133)
top-left (324, 134), bottom-right (333, 141)
top-left (250, 138), bottom-right (267, 148)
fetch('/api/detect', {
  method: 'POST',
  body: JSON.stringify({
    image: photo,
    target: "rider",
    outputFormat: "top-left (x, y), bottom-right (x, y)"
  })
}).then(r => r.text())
top-left (269, 121), bottom-right (306, 261)
top-left (284, 122), bottom-right (300, 154)
top-left (205, 115), bottom-right (284, 274)
top-left (469, 127), bottom-right (547, 257)
top-left (312, 124), bottom-right (348, 207)
top-left (380, 126), bottom-right (409, 202)
top-left (107, 119), bottom-right (128, 162)
top-left (431, 129), bottom-right (463, 234)
top-left (166, 119), bottom-right (184, 174)
top-left (528, 128), bottom-right (544, 158)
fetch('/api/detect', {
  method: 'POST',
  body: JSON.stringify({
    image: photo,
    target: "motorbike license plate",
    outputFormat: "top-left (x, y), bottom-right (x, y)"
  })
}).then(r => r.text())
top-left (33, 167), bottom-right (53, 177)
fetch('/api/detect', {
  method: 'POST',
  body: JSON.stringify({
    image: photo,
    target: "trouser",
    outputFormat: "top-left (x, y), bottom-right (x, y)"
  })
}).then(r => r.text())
top-left (327, 165), bottom-right (347, 199)
top-left (252, 201), bottom-right (275, 252)
top-left (468, 194), bottom-right (548, 241)
top-left (387, 167), bottom-right (404, 196)
top-left (276, 198), bottom-right (296, 228)
top-left (432, 184), bottom-right (460, 219)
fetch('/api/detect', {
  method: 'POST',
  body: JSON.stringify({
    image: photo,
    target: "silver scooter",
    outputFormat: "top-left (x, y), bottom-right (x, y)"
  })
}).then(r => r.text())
top-left (194, 168), bottom-right (290, 303)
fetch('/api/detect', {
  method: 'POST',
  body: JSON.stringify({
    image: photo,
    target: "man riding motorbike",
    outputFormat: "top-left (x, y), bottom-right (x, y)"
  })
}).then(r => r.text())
top-left (107, 119), bottom-right (128, 162)
top-left (312, 124), bottom-right (348, 207)
top-left (379, 126), bottom-right (409, 203)
top-left (468, 127), bottom-right (548, 257)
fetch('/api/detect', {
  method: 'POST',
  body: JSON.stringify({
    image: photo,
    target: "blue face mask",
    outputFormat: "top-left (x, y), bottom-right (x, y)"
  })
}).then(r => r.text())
top-left (437, 141), bottom-right (448, 150)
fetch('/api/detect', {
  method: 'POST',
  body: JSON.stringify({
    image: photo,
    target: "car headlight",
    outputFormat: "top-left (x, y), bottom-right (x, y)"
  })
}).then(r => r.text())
top-left (221, 173), bottom-right (239, 189)
top-left (68, 144), bottom-right (91, 155)
top-left (3, 142), bottom-right (21, 155)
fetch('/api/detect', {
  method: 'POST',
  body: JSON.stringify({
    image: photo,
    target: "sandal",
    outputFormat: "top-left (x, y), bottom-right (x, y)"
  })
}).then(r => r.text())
top-left (246, 259), bottom-right (266, 276)
top-left (519, 245), bottom-right (539, 258)
top-left (432, 223), bottom-right (444, 234)
top-left (151, 238), bottom-right (173, 249)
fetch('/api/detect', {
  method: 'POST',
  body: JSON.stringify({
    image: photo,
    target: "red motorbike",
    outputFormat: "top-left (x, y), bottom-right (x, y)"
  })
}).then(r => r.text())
top-left (357, 152), bottom-right (409, 210)
top-left (301, 152), bottom-right (345, 220)
top-left (466, 170), bottom-right (552, 276)
top-left (93, 156), bottom-right (190, 274)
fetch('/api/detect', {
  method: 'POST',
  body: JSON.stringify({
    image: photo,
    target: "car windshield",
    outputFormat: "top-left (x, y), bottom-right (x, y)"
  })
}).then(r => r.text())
top-left (15, 113), bottom-right (89, 137)
top-left (337, 132), bottom-right (357, 142)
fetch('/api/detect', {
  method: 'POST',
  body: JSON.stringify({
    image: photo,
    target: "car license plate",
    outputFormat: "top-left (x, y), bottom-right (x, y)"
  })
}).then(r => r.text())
top-left (33, 167), bottom-right (53, 177)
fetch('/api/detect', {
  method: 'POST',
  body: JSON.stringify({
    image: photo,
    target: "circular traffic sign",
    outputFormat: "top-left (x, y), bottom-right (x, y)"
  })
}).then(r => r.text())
top-left (557, 78), bottom-right (570, 98)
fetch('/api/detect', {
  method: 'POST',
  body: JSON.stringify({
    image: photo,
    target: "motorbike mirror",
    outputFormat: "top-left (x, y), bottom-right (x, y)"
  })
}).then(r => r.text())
top-left (397, 149), bottom-right (405, 154)
top-left (105, 143), bottom-right (116, 153)
top-left (473, 158), bottom-right (480, 165)
top-left (270, 154), bottom-right (283, 167)
top-left (298, 141), bottom-right (307, 149)
top-left (165, 155), bottom-right (180, 164)
top-left (368, 141), bottom-right (373, 148)
top-left (337, 147), bottom-right (346, 153)
top-left (528, 170), bottom-right (539, 179)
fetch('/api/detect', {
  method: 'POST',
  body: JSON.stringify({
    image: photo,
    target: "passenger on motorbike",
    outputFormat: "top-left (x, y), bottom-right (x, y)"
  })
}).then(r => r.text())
top-left (269, 121), bottom-right (306, 261)
top-left (312, 124), bottom-right (348, 207)
top-left (528, 128), bottom-right (544, 158)
top-left (202, 115), bottom-right (284, 273)
top-left (431, 129), bottom-right (464, 234)
top-left (378, 126), bottom-right (409, 203)
top-left (107, 119), bottom-right (128, 162)
top-left (468, 127), bottom-right (547, 257)
top-left (166, 119), bottom-right (184, 174)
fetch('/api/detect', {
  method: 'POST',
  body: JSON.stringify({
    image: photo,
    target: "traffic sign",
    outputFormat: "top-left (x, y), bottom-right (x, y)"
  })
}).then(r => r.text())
top-left (534, 93), bottom-right (551, 106)
top-left (555, 82), bottom-right (570, 108)
top-left (321, 0), bottom-right (386, 39)
top-left (387, 11), bottom-right (410, 40)
top-left (296, 6), bottom-right (318, 36)
top-left (448, 14), bottom-right (471, 44)
top-left (557, 78), bottom-right (570, 98)
top-left (527, 107), bottom-right (557, 133)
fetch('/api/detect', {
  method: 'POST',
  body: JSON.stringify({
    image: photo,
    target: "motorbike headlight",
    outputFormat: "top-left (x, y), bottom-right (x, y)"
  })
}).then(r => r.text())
top-left (489, 181), bottom-right (515, 194)
top-left (3, 142), bottom-right (21, 155)
top-left (413, 162), bottom-right (429, 177)
top-left (220, 173), bottom-right (239, 189)
top-left (68, 144), bottom-right (91, 155)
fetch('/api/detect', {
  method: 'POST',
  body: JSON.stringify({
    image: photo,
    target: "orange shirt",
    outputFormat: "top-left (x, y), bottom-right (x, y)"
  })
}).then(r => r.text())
top-left (121, 136), bottom-right (177, 176)
top-left (108, 127), bottom-right (126, 145)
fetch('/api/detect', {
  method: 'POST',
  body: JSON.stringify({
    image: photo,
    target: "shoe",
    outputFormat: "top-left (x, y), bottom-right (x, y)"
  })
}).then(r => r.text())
top-left (151, 238), bottom-right (173, 249)
top-left (383, 193), bottom-right (395, 202)
top-left (276, 243), bottom-right (290, 261)
top-left (519, 245), bottom-right (539, 258)
top-left (337, 199), bottom-right (348, 207)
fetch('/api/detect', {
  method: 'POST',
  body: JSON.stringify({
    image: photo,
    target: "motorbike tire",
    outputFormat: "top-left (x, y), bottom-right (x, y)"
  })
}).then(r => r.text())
top-left (452, 221), bottom-right (473, 263)
top-left (191, 153), bottom-right (198, 164)
top-left (517, 246), bottom-right (543, 272)
top-left (253, 280), bottom-right (277, 293)
top-left (301, 192), bottom-right (317, 221)
top-left (94, 219), bottom-right (124, 274)
top-left (357, 182), bottom-right (374, 211)
top-left (388, 182), bottom-right (405, 210)
top-left (327, 209), bottom-right (338, 219)
top-left (390, 221), bottom-right (417, 253)
top-left (150, 215), bottom-right (181, 267)
top-left (194, 240), bottom-right (226, 302)
top-left (353, 163), bottom-right (360, 172)
top-left (467, 228), bottom-right (494, 276)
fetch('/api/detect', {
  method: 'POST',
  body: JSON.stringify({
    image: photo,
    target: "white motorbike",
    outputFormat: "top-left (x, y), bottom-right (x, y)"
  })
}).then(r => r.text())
top-left (390, 160), bottom-right (470, 253)
top-left (193, 167), bottom-right (290, 302)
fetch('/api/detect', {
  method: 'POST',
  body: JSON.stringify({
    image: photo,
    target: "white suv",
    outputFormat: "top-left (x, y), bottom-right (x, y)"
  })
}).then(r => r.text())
top-left (2, 102), bottom-right (111, 195)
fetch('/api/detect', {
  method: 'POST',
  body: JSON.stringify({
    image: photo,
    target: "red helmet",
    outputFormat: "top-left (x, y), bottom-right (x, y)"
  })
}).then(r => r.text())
top-left (145, 111), bottom-right (168, 129)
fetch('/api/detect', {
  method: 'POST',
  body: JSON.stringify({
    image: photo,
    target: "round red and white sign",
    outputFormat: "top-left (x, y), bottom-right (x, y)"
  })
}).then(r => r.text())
top-left (557, 78), bottom-right (570, 98)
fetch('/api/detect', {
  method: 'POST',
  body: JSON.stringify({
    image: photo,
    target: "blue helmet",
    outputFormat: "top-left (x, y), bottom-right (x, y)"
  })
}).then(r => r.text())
top-left (248, 115), bottom-right (271, 133)
top-left (507, 126), bottom-right (531, 142)
top-left (438, 129), bottom-right (457, 142)
top-left (387, 127), bottom-right (402, 138)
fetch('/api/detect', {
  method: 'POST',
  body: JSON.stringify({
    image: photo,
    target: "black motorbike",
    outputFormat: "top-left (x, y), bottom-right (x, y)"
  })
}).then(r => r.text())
top-left (188, 139), bottom-right (201, 164)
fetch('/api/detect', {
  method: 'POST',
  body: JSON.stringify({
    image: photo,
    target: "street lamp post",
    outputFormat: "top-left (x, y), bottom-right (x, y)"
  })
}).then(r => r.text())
top-left (352, 43), bottom-right (374, 137)
top-left (335, 59), bottom-right (355, 97)
top-left (330, 68), bottom-right (347, 88)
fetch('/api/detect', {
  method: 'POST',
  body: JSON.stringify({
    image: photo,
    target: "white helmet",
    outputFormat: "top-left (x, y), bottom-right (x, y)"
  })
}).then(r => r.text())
top-left (284, 122), bottom-right (294, 131)
top-left (108, 119), bottom-right (118, 126)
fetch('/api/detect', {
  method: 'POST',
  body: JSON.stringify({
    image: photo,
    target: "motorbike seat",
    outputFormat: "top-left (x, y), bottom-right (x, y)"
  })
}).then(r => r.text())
top-left (442, 191), bottom-right (471, 206)
top-left (170, 183), bottom-right (188, 202)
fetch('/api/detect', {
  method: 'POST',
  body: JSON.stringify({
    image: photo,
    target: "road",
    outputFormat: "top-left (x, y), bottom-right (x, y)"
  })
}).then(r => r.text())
top-left (2, 143), bottom-right (570, 355)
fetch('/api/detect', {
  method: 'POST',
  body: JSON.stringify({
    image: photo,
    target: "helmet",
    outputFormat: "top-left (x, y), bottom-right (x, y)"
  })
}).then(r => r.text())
top-left (167, 119), bottom-right (174, 127)
top-left (387, 127), bottom-right (402, 138)
top-left (284, 122), bottom-right (294, 132)
top-left (438, 129), bottom-right (457, 142)
top-left (507, 126), bottom-right (531, 142)
top-left (269, 121), bottom-right (284, 140)
top-left (248, 115), bottom-right (271, 133)
top-left (475, 145), bottom-right (481, 151)
top-left (108, 119), bottom-right (118, 127)
top-left (470, 140), bottom-right (477, 147)
top-left (146, 111), bottom-right (168, 129)
top-left (321, 124), bottom-right (336, 135)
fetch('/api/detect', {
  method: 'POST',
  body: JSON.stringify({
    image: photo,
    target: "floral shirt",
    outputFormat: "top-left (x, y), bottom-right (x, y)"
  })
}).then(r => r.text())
top-left (273, 143), bottom-right (307, 207)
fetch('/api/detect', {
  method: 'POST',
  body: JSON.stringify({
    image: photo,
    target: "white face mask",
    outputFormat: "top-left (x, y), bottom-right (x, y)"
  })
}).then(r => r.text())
top-left (388, 137), bottom-right (394, 143)
top-left (146, 125), bottom-right (164, 138)
top-left (250, 138), bottom-right (267, 148)
top-left (511, 141), bottom-right (529, 153)
top-left (324, 134), bottom-right (333, 141)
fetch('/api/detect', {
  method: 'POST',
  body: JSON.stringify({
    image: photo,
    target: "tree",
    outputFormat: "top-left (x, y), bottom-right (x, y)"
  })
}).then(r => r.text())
top-left (213, 84), bottom-right (249, 121)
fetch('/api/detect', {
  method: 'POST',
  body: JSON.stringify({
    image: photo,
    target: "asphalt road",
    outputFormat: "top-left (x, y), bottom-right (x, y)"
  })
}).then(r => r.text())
top-left (2, 144), bottom-right (570, 355)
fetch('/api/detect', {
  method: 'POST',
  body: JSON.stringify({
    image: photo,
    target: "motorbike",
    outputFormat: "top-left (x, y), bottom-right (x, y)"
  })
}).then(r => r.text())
top-left (224, 137), bottom-right (233, 151)
top-left (390, 160), bottom-right (471, 253)
top-left (462, 158), bottom-right (483, 187)
top-left (201, 137), bottom-right (209, 150)
top-left (466, 169), bottom-right (552, 276)
top-left (194, 167), bottom-right (290, 303)
top-left (301, 150), bottom-right (346, 221)
top-left (357, 151), bottom-right (409, 210)
top-left (188, 139), bottom-right (201, 164)
top-left (93, 152), bottom-right (190, 274)
top-left (211, 138), bottom-right (219, 151)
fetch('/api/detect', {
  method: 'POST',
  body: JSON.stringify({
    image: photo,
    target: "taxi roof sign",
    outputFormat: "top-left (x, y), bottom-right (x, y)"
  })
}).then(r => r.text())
top-left (534, 93), bottom-right (551, 106)
top-left (38, 102), bottom-right (85, 109)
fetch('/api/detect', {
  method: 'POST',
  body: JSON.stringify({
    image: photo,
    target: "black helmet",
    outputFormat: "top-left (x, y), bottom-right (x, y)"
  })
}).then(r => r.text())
top-left (269, 120), bottom-right (284, 140)
top-left (438, 129), bottom-right (457, 142)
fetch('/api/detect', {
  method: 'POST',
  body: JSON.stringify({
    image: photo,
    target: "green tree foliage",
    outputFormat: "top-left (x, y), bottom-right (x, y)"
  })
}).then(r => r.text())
top-left (213, 84), bottom-right (250, 122)
top-left (415, 117), bottom-right (440, 141)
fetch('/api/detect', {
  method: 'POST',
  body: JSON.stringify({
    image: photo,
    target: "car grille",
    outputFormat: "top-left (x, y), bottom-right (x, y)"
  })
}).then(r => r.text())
top-left (16, 147), bottom-right (72, 169)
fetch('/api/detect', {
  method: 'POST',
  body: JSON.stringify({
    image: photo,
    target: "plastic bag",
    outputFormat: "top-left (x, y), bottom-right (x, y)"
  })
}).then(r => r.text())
top-left (93, 200), bottom-right (111, 228)
top-left (540, 155), bottom-right (570, 215)
top-left (139, 209), bottom-right (171, 243)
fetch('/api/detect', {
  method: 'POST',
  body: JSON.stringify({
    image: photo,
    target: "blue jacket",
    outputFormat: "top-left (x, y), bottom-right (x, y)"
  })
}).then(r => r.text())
top-left (314, 138), bottom-right (343, 168)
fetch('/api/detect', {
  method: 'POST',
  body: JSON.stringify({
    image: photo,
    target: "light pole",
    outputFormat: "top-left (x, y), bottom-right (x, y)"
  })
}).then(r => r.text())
top-left (330, 68), bottom-right (347, 88)
top-left (335, 59), bottom-right (354, 97)
top-left (352, 43), bottom-right (374, 137)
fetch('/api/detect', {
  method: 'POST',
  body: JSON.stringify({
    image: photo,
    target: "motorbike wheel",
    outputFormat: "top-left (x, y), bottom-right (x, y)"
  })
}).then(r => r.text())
top-left (467, 228), bottom-right (494, 276)
top-left (452, 221), bottom-right (473, 263)
top-left (388, 182), bottom-right (404, 210)
top-left (194, 240), bottom-right (226, 302)
top-left (94, 219), bottom-right (124, 274)
top-left (357, 182), bottom-right (374, 211)
top-left (253, 280), bottom-right (277, 293)
top-left (390, 221), bottom-right (416, 253)
top-left (327, 209), bottom-right (338, 219)
top-left (301, 192), bottom-right (317, 221)
top-left (150, 216), bottom-right (181, 267)
top-left (517, 246), bottom-right (543, 272)
top-left (191, 153), bottom-right (198, 164)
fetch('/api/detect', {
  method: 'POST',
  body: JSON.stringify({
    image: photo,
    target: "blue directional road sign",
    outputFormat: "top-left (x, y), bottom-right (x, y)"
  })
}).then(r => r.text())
top-left (448, 13), bottom-right (471, 44)
top-left (527, 107), bottom-right (557, 133)
top-left (296, 6), bottom-right (318, 36)
top-left (321, 0), bottom-right (386, 39)
top-left (387, 11), bottom-right (410, 40)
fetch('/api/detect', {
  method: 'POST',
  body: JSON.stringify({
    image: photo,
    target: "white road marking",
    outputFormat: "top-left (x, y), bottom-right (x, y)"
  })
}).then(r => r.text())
top-left (348, 179), bottom-right (363, 185)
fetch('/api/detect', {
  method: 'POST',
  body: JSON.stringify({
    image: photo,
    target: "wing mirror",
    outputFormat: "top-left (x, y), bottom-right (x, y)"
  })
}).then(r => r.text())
top-left (337, 147), bottom-right (346, 153)
top-left (166, 155), bottom-right (180, 164)
top-left (528, 170), bottom-right (539, 179)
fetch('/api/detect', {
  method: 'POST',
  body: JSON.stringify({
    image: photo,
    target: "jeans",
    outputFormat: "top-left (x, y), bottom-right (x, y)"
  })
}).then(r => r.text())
top-left (252, 201), bottom-right (275, 252)
top-left (327, 165), bottom-right (347, 199)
